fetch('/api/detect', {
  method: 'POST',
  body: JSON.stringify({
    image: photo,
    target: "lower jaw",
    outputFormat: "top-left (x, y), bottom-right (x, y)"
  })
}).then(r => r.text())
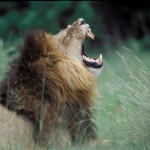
top-left (81, 60), bottom-right (103, 76)
top-left (88, 67), bottom-right (103, 77)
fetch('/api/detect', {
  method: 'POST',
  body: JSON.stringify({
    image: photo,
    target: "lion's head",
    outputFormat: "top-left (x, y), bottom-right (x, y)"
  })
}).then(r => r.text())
top-left (54, 18), bottom-right (103, 76)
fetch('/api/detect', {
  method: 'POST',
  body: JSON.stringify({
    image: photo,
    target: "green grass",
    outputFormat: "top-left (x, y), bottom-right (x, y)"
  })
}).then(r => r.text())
top-left (94, 47), bottom-right (150, 150)
top-left (0, 39), bottom-right (150, 150)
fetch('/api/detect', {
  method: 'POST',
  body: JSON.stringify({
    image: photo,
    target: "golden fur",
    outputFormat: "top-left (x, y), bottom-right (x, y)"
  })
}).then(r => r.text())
top-left (0, 105), bottom-right (34, 149)
top-left (0, 18), bottom-right (102, 148)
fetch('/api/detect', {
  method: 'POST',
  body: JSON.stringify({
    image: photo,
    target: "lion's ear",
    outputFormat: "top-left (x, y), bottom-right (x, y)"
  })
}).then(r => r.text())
top-left (67, 25), bottom-right (72, 29)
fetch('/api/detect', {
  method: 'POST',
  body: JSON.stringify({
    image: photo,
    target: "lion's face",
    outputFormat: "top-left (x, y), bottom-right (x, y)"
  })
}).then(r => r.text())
top-left (55, 18), bottom-right (103, 76)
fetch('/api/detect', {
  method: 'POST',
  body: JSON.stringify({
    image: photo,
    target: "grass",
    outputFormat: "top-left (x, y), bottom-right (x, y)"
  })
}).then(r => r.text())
top-left (94, 46), bottom-right (150, 150)
top-left (0, 38), bottom-right (150, 150)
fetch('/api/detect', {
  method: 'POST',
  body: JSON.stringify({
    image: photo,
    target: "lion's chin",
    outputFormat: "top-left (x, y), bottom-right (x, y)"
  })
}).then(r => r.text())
top-left (88, 67), bottom-right (103, 77)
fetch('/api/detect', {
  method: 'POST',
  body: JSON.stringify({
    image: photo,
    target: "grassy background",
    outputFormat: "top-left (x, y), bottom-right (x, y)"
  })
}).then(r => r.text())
top-left (0, 1), bottom-right (150, 150)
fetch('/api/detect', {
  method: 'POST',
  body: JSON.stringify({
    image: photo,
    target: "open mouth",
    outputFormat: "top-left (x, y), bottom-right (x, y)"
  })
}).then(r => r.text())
top-left (82, 29), bottom-right (103, 69)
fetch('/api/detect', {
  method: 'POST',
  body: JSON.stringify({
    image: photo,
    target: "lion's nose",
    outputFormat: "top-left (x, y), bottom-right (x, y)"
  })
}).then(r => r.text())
top-left (78, 18), bottom-right (86, 26)
top-left (78, 18), bottom-right (84, 22)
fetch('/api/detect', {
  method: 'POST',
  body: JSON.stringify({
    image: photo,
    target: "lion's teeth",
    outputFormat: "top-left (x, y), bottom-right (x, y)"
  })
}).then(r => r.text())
top-left (86, 28), bottom-right (95, 39)
top-left (95, 54), bottom-right (102, 64)
top-left (88, 28), bottom-right (95, 38)
top-left (99, 54), bottom-right (102, 61)
top-left (86, 32), bottom-right (94, 39)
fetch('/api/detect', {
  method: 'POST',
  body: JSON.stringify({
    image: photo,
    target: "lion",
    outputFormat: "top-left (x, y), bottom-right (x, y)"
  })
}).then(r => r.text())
top-left (0, 18), bottom-right (103, 148)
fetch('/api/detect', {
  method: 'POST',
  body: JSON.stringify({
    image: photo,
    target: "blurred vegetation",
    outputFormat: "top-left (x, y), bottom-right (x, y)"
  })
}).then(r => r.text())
top-left (0, 1), bottom-right (150, 53)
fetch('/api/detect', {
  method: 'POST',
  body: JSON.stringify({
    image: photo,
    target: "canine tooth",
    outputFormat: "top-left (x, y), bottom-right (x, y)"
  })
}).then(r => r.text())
top-left (97, 54), bottom-right (102, 64)
top-left (99, 54), bottom-right (102, 61)
top-left (88, 28), bottom-right (95, 38)
top-left (86, 32), bottom-right (94, 40)
top-left (86, 28), bottom-right (95, 39)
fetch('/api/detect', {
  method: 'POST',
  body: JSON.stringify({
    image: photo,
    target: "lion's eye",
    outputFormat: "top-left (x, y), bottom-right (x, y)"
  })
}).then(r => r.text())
top-left (80, 20), bottom-right (85, 25)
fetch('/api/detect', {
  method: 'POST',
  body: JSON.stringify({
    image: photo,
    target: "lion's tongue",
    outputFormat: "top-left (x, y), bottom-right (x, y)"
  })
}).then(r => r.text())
top-left (86, 28), bottom-right (95, 40)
